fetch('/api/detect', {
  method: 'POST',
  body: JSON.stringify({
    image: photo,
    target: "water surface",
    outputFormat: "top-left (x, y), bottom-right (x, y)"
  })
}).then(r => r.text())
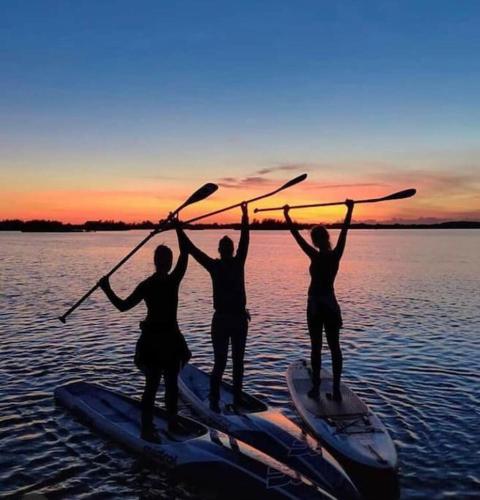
top-left (1, 229), bottom-right (479, 498)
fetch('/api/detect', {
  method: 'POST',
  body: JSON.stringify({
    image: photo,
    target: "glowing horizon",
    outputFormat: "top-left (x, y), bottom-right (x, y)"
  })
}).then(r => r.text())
top-left (1, 167), bottom-right (478, 225)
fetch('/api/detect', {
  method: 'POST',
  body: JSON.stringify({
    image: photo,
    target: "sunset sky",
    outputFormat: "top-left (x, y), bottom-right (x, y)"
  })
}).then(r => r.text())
top-left (1, 1), bottom-right (479, 223)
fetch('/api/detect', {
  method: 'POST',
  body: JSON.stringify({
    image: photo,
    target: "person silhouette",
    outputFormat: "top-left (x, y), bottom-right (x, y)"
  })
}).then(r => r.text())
top-left (178, 203), bottom-right (250, 412)
top-left (284, 200), bottom-right (354, 402)
top-left (98, 221), bottom-right (191, 442)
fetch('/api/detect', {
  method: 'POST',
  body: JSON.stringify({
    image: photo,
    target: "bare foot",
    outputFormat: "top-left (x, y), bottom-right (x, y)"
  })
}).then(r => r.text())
top-left (326, 391), bottom-right (342, 402)
top-left (307, 386), bottom-right (320, 400)
top-left (168, 418), bottom-right (190, 435)
top-left (141, 428), bottom-right (162, 443)
top-left (209, 400), bottom-right (221, 413)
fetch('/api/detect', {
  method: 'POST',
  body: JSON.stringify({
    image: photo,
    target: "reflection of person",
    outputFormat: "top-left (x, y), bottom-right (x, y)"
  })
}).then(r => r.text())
top-left (284, 200), bottom-right (354, 401)
top-left (179, 203), bottom-right (250, 412)
top-left (98, 221), bottom-right (190, 442)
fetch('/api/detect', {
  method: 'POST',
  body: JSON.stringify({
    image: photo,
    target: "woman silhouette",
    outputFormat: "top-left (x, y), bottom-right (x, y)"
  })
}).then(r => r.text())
top-left (178, 203), bottom-right (249, 413)
top-left (284, 200), bottom-right (354, 401)
top-left (98, 222), bottom-right (190, 442)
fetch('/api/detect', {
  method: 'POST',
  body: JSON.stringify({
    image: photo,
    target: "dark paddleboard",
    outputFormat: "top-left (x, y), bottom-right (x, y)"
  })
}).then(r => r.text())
top-left (55, 381), bottom-right (333, 499)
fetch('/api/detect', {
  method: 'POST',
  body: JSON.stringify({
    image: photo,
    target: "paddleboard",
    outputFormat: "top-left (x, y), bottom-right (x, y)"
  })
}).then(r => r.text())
top-left (55, 381), bottom-right (333, 499)
top-left (286, 360), bottom-right (398, 471)
top-left (178, 364), bottom-right (359, 499)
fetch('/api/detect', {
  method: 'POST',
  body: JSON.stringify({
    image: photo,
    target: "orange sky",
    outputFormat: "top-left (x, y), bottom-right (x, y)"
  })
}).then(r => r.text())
top-left (1, 168), bottom-right (479, 224)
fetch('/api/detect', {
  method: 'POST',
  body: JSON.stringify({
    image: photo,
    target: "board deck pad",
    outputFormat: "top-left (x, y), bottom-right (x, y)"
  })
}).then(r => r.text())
top-left (291, 366), bottom-right (368, 418)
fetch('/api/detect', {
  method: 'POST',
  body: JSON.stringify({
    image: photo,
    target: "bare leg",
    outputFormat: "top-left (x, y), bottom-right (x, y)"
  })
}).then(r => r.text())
top-left (326, 326), bottom-right (342, 401)
top-left (210, 313), bottom-right (229, 412)
top-left (141, 367), bottom-right (162, 441)
top-left (307, 306), bottom-right (323, 399)
top-left (164, 360), bottom-right (189, 433)
top-left (164, 361), bottom-right (179, 421)
top-left (231, 316), bottom-right (248, 407)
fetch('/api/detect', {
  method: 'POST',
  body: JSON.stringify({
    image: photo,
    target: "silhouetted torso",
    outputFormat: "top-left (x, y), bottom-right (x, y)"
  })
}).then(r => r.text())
top-left (207, 257), bottom-right (246, 314)
top-left (308, 250), bottom-right (340, 298)
top-left (137, 272), bottom-right (182, 331)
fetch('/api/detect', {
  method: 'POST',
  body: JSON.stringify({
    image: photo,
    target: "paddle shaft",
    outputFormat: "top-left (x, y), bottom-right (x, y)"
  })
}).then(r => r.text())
top-left (254, 189), bottom-right (416, 213)
top-left (151, 174), bottom-right (307, 227)
top-left (185, 186), bottom-right (298, 224)
top-left (59, 224), bottom-right (167, 322)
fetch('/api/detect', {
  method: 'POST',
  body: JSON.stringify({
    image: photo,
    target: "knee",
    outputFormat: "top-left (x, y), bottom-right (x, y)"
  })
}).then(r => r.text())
top-left (144, 382), bottom-right (157, 395)
top-left (310, 340), bottom-right (322, 354)
top-left (144, 374), bottom-right (160, 392)
top-left (165, 375), bottom-right (178, 391)
top-left (165, 385), bottom-right (178, 400)
top-left (233, 362), bottom-right (244, 375)
top-left (212, 361), bottom-right (226, 375)
top-left (142, 389), bottom-right (156, 407)
top-left (328, 337), bottom-right (342, 356)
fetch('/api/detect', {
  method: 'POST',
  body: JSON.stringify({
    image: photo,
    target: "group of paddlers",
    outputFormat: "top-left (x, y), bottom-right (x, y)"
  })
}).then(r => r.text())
top-left (99, 200), bottom-right (355, 442)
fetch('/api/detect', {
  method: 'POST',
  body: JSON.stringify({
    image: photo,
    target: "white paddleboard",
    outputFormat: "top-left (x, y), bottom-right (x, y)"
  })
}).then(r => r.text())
top-left (287, 360), bottom-right (398, 471)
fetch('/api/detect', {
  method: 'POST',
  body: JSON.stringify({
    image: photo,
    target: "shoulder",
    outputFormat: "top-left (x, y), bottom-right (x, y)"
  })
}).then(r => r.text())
top-left (139, 274), bottom-right (156, 290)
top-left (208, 258), bottom-right (225, 272)
top-left (330, 247), bottom-right (341, 258)
top-left (234, 254), bottom-right (245, 266)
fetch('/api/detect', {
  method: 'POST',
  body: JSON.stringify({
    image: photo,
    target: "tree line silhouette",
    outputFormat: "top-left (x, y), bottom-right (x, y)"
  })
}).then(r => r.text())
top-left (1, 218), bottom-right (479, 232)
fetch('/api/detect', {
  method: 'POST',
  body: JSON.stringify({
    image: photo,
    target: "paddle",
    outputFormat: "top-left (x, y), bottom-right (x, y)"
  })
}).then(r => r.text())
top-left (253, 188), bottom-right (416, 213)
top-left (58, 183), bottom-right (218, 323)
top-left (184, 173), bottom-right (308, 224)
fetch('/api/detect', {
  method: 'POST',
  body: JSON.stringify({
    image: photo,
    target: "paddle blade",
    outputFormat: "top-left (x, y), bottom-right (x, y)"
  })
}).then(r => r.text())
top-left (382, 188), bottom-right (416, 201)
top-left (183, 183), bottom-right (218, 206)
top-left (280, 173), bottom-right (308, 190)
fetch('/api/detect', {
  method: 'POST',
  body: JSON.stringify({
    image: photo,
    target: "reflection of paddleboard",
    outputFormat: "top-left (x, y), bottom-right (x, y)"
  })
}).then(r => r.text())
top-left (55, 381), bottom-right (333, 499)
top-left (287, 360), bottom-right (398, 471)
top-left (179, 363), bottom-right (360, 499)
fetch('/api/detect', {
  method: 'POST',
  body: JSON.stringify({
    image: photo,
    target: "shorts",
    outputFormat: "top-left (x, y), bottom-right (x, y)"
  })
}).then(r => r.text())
top-left (134, 322), bottom-right (191, 372)
top-left (307, 295), bottom-right (343, 331)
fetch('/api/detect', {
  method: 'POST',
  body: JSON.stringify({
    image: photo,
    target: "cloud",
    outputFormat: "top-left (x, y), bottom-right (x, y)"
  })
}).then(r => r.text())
top-left (370, 167), bottom-right (480, 197)
top-left (302, 182), bottom-right (387, 190)
top-left (218, 176), bottom-right (273, 188)
top-left (217, 163), bottom-right (311, 189)
top-left (255, 163), bottom-right (310, 175)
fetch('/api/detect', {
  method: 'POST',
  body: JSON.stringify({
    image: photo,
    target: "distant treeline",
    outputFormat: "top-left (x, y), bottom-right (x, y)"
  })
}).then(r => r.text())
top-left (1, 218), bottom-right (479, 232)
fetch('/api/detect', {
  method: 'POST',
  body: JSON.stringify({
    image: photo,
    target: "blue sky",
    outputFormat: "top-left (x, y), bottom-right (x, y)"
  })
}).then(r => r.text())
top-left (1, 1), bottom-right (479, 222)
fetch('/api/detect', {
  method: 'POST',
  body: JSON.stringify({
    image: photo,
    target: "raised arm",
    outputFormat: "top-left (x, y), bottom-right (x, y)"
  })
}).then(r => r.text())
top-left (236, 202), bottom-right (250, 263)
top-left (178, 225), bottom-right (215, 271)
top-left (283, 206), bottom-right (318, 259)
top-left (334, 199), bottom-right (354, 260)
top-left (170, 223), bottom-right (189, 282)
top-left (98, 277), bottom-right (143, 312)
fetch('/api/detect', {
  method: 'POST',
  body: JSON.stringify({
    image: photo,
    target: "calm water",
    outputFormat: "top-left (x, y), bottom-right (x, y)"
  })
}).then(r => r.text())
top-left (1, 229), bottom-right (479, 499)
